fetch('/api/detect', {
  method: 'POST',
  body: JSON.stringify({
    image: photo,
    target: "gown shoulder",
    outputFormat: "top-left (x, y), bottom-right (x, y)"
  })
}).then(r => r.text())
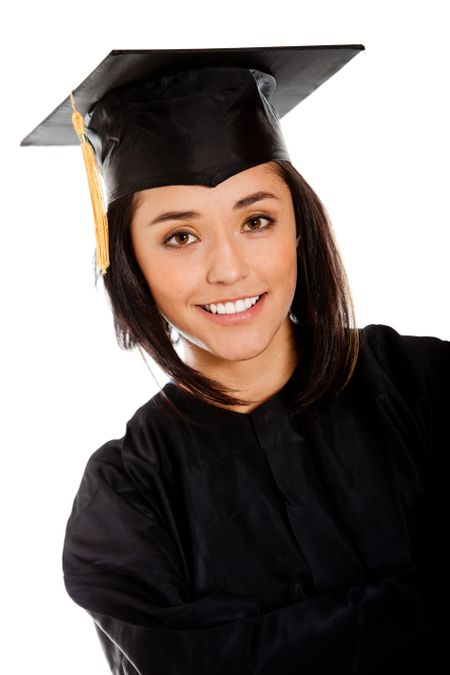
top-left (358, 322), bottom-right (450, 380)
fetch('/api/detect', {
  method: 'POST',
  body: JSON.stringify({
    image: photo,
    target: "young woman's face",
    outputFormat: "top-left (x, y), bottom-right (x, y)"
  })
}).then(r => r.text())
top-left (130, 162), bottom-right (298, 367)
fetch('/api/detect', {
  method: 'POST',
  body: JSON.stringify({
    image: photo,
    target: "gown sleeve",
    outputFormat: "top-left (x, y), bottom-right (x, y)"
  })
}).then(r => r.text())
top-left (62, 439), bottom-right (264, 675)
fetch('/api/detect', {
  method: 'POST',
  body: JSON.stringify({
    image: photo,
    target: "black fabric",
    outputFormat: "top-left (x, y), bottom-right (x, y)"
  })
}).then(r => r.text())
top-left (85, 67), bottom-right (290, 204)
top-left (62, 323), bottom-right (449, 674)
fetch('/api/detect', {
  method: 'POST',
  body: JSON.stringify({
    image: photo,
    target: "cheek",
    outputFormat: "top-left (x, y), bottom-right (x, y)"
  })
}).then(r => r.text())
top-left (268, 233), bottom-right (298, 285)
top-left (131, 232), bottom-right (193, 311)
top-left (141, 258), bottom-right (199, 316)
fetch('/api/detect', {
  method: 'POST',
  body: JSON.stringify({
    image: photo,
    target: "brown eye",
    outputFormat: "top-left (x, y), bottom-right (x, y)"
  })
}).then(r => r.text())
top-left (163, 230), bottom-right (197, 247)
top-left (173, 233), bottom-right (189, 245)
top-left (244, 215), bottom-right (275, 232)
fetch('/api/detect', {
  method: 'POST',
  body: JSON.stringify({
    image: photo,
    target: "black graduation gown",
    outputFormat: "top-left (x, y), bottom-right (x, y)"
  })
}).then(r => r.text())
top-left (62, 323), bottom-right (449, 674)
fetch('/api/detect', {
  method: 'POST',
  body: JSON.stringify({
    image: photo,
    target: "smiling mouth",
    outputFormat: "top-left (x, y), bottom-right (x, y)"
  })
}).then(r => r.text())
top-left (200, 293), bottom-right (266, 315)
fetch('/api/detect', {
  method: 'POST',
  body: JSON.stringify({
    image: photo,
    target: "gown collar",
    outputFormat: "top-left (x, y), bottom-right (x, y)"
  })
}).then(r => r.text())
top-left (163, 357), bottom-right (303, 426)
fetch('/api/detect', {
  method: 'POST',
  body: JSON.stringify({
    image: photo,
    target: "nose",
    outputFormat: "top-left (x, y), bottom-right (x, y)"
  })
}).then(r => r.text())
top-left (206, 230), bottom-right (250, 285)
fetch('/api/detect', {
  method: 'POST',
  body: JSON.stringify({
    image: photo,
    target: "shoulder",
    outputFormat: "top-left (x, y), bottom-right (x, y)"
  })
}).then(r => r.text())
top-left (63, 386), bottom-right (182, 574)
top-left (357, 323), bottom-right (450, 383)
top-left (359, 323), bottom-right (450, 366)
top-left (78, 384), bottom-right (177, 488)
top-left (359, 322), bottom-right (449, 359)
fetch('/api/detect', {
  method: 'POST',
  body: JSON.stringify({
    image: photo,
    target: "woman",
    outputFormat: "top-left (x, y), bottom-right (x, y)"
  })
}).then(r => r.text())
top-left (22, 46), bottom-right (449, 674)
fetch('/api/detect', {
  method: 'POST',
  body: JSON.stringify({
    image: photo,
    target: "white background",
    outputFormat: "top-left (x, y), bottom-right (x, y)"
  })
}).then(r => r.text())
top-left (2, 1), bottom-right (449, 672)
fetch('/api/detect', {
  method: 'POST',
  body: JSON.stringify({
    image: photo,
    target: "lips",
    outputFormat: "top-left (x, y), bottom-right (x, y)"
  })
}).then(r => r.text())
top-left (201, 295), bottom-right (262, 315)
top-left (195, 291), bottom-right (267, 323)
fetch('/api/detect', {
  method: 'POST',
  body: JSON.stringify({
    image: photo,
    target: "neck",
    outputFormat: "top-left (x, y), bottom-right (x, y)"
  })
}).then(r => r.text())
top-left (181, 317), bottom-right (301, 413)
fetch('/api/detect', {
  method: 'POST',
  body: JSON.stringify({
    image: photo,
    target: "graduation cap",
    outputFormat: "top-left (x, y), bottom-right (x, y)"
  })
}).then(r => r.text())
top-left (20, 45), bottom-right (365, 275)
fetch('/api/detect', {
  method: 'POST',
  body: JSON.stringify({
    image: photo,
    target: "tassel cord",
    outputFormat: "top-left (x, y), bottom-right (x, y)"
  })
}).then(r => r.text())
top-left (70, 92), bottom-right (110, 275)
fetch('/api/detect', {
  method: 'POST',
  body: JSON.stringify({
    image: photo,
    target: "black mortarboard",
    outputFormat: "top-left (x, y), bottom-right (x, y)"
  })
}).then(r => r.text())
top-left (20, 45), bottom-right (365, 274)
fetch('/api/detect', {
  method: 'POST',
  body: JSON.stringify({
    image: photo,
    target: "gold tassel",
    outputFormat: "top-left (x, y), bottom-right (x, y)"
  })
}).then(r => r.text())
top-left (70, 92), bottom-right (110, 275)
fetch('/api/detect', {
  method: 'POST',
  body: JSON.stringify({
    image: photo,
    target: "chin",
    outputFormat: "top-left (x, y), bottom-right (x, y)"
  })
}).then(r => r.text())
top-left (179, 327), bottom-right (277, 364)
top-left (206, 338), bottom-right (272, 363)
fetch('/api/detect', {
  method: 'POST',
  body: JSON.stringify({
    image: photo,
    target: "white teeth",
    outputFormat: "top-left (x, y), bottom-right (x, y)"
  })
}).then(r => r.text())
top-left (203, 295), bottom-right (261, 315)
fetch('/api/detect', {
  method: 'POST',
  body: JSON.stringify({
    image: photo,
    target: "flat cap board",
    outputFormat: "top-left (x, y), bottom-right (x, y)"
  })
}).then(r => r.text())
top-left (20, 44), bottom-right (364, 147)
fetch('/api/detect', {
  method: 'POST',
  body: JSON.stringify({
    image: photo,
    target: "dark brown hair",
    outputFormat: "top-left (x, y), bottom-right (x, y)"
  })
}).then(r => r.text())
top-left (98, 160), bottom-right (359, 418)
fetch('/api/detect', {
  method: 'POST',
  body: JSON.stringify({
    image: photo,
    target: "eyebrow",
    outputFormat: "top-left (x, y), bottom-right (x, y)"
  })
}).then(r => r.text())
top-left (147, 191), bottom-right (281, 226)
